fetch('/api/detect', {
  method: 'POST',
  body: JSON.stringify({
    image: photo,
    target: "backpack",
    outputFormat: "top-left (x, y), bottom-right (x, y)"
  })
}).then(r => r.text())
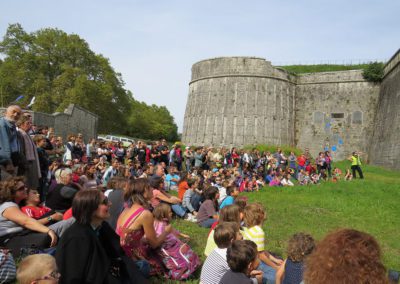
top-left (158, 234), bottom-right (200, 280)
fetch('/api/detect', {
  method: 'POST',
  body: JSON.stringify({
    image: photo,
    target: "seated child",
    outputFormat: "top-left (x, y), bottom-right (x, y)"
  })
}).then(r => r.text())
top-left (200, 222), bottom-right (242, 284)
top-left (21, 188), bottom-right (63, 225)
top-left (276, 233), bottom-right (315, 284)
top-left (344, 169), bottom-right (353, 181)
top-left (269, 175), bottom-right (282, 187)
top-left (204, 204), bottom-right (241, 256)
top-left (153, 203), bottom-right (200, 280)
top-left (220, 185), bottom-right (240, 210)
top-left (182, 178), bottom-right (199, 221)
top-left (17, 254), bottom-right (59, 284)
top-left (197, 187), bottom-right (219, 228)
top-left (242, 203), bottom-right (283, 284)
top-left (332, 167), bottom-right (342, 182)
top-left (220, 240), bottom-right (263, 284)
top-left (281, 173), bottom-right (294, 187)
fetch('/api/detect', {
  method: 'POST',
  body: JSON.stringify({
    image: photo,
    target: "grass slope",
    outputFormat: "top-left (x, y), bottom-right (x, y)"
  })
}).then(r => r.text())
top-left (156, 162), bottom-right (400, 283)
top-left (278, 64), bottom-right (369, 74)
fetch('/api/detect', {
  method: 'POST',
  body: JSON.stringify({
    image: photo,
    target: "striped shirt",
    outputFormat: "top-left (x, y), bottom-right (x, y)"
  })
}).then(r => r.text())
top-left (242, 225), bottom-right (265, 251)
top-left (200, 248), bottom-right (229, 284)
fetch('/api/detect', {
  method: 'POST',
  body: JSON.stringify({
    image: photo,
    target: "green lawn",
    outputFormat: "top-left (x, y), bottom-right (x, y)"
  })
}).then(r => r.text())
top-left (154, 162), bottom-right (400, 283)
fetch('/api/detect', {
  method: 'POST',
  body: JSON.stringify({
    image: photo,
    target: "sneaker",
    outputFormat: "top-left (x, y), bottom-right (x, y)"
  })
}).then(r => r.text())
top-left (184, 213), bottom-right (193, 221)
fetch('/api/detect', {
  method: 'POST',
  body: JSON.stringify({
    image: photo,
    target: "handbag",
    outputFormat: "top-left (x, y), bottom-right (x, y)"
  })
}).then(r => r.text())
top-left (0, 248), bottom-right (16, 283)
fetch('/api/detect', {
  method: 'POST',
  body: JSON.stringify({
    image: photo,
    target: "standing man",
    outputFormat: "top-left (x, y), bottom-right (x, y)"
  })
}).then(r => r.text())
top-left (0, 105), bottom-right (22, 178)
top-left (348, 151), bottom-right (364, 179)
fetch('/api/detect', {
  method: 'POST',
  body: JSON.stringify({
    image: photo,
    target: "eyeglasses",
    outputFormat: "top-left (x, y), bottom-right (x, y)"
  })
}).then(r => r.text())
top-left (35, 270), bottom-right (61, 281)
top-left (101, 197), bottom-right (109, 206)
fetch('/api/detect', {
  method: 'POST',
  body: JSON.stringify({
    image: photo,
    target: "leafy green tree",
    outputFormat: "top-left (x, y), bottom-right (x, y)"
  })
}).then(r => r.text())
top-left (0, 23), bottom-right (178, 140)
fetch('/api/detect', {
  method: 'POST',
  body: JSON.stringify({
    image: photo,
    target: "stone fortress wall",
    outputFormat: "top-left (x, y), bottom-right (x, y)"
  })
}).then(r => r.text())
top-left (0, 104), bottom-right (98, 142)
top-left (369, 49), bottom-right (400, 170)
top-left (183, 56), bottom-right (384, 162)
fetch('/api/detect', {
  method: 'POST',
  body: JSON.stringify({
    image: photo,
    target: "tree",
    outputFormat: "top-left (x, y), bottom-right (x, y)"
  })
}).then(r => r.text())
top-left (0, 23), bottom-right (178, 140)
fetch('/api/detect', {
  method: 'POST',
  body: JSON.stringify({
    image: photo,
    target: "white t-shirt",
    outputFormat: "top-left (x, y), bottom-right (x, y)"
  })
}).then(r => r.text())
top-left (0, 202), bottom-right (23, 237)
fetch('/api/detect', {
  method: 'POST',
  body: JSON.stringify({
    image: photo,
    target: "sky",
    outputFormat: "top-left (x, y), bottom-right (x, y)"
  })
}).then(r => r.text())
top-left (1, 0), bottom-right (399, 131)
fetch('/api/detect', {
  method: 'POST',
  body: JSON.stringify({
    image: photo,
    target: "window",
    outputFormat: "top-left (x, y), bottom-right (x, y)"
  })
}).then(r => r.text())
top-left (313, 111), bottom-right (324, 124)
top-left (331, 113), bottom-right (344, 119)
top-left (352, 111), bottom-right (363, 124)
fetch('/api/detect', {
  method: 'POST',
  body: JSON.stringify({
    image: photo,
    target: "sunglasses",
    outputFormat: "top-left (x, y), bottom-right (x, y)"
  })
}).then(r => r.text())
top-left (35, 270), bottom-right (61, 281)
top-left (101, 197), bottom-right (109, 206)
top-left (16, 185), bottom-right (27, 192)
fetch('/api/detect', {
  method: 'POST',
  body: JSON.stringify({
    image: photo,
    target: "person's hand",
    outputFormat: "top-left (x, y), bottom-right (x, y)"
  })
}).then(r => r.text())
top-left (52, 212), bottom-right (64, 221)
top-left (192, 211), bottom-right (198, 216)
top-left (47, 230), bottom-right (58, 247)
top-left (249, 270), bottom-right (263, 284)
top-left (180, 233), bottom-right (190, 240)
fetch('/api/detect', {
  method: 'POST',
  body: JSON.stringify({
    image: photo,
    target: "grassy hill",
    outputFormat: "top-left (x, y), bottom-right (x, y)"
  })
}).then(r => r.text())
top-left (277, 63), bottom-right (370, 74)
top-left (161, 162), bottom-right (400, 283)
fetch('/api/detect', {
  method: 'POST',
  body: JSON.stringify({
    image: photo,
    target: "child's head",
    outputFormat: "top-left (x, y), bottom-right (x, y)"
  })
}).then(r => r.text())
top-left (214, 222), bottom-right (242, 249)
top-left (226, 240), bottom-right (258, 274)
top-left (226, 185), bottom-right (239, 198)
top-left (243, 202), bottom-right (266, 227)
top-left (287, 233), bottom-right (316, 262)
top-left (17, 254), bottom-right (59, 284)
top-left (219, 204), bottom-right (241, 224)
top-left (187, 178), bottom-right (196, 188)
top-left (204, 186), bottom-right (219, 201)
top-left (234, 196), bottom-right (248, 211)
top-left (153, 203), bottom-right (172, 222)
top-left (26, 188), bottom-right (41, 206)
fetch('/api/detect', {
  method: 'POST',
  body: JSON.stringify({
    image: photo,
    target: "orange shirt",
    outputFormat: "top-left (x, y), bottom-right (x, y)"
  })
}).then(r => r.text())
top-left (178, 181), bottom-right (189, 200)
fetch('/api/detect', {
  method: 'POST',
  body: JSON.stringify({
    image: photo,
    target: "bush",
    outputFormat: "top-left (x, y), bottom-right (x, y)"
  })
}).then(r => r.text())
top-left (362, 61), bottom-right (384, 83)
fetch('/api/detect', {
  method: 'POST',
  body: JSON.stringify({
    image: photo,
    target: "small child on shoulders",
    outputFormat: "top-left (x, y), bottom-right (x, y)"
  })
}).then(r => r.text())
top-left (276, 233), bottom-right (315, 284)
top-left (200, 222), bottom-right (242, 284)
top-left (220, 240), bottom-right (263, 284)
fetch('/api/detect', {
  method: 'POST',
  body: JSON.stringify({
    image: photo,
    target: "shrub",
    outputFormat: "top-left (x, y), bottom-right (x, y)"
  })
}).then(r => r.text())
top-left (362, 62), bottom-right (384, 83)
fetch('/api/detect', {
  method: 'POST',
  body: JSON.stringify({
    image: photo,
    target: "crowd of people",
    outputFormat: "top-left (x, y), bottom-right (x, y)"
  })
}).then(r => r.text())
top-left (0, 104), bottom-right (394, 284)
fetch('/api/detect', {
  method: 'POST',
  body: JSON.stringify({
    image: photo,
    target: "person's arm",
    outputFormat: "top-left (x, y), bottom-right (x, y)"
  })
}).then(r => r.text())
top-left (258, 251), bottom-right (280, 270)
top-left (37, 212), bottom-right (64, 225)
top-left (3, 207), bottom-right (57, 246)
top-left (155, 191), bottom-right (180, 204)
top-left (140, 211), bottom-right (172, 248)
top-left (275, 259), bottom-right (286, 284)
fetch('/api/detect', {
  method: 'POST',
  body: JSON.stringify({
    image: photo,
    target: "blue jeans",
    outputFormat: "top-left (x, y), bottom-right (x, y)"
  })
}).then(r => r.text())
top-left (171, 204), bottom-right (187, 218)
top-left (258, 260), bottom-right (276, 284)
top-left (191, 193), bottom-right (203, 211)
top-left (199, 218), bottom-right (216, 228)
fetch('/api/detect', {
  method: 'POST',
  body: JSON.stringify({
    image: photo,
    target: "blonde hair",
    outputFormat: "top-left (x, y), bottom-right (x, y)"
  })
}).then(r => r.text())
top-left (17, 254), bottom-right (57, 284)
top-left (243, 202), bottom-right (266, 227)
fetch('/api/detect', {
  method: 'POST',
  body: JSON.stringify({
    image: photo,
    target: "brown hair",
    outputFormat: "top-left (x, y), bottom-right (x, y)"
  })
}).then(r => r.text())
top-left (15, 114), bottom-right (30, 127)
top-left (286, 233), bottom-right (315, 262)
top-left (243, 202), bottom-right (266, 227)
top-left (304, 229), bottom-right (388, 284)
top-left (234, 196), bottom-right (248, 211)
top-left (67, 134), bottom-right (75, 142)
top-left (227, 240), bottom-right (258, 273)
top-left (72, 190), bottom-right (102, 225)
top-left (153, 203), bottom-right (171, 221)
top-left (0, 176), bottom-right (25, 203)
top-left (33, 134), bottom-right (46, 144)
top-left (219, 204), bottom-right (241, 224)
top-left (214, 222), bottom-right (240, 249)
top-left (124, 178), bottom-right (151, 207)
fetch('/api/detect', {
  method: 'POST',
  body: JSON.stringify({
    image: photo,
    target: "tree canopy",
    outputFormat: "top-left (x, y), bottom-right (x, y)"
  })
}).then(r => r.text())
top-left (0, 23), bottom-right (178, 141)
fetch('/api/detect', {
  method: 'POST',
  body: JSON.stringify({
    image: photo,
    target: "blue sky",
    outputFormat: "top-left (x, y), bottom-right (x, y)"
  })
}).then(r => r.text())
top-left (1, 0), bottom-right (399, 131)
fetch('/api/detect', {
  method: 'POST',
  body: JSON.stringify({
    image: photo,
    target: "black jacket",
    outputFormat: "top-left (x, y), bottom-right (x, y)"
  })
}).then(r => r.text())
top-left (56, 221), bottom-right (147, 284)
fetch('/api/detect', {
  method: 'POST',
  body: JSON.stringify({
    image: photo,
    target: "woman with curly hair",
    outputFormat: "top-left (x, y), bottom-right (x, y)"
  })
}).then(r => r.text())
top-left (304, 228), bottom-right (388, 284)
top-left (0, 177), bottom-right (58, 257)
top-left (276, 232), bottom-right (315, 284)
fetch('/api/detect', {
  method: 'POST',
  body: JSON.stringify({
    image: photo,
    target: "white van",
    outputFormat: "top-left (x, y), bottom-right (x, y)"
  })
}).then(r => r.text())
top-left (98, 135), bottom-right (135, 147)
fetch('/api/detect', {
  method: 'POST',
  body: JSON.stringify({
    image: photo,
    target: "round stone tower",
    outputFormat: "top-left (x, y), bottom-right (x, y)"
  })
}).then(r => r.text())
top-left (182, 57), bottom-right (296, 147)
